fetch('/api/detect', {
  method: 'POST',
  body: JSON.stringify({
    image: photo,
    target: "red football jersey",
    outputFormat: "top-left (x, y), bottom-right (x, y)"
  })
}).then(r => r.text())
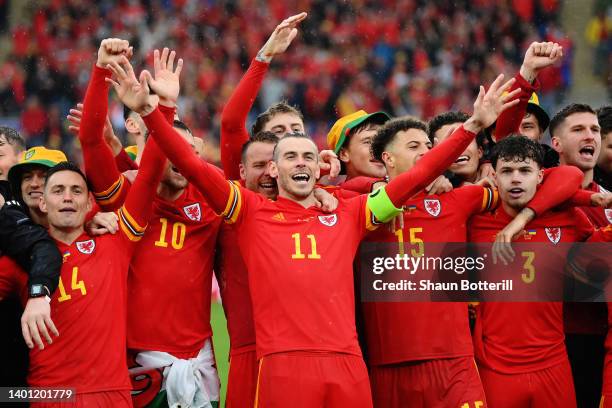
top-left (469, 207), bottom-right (594, 374)
top-left (215, 222), bottom-right (256, 356)
top-left (0, 256), bottom-right (27, 301)
top-left (361, 185), bottom-right (498, 365)
top-left (224, 185), bottom-right (377, 359)
top-left (28, 226), bottom-right (143, 393)
top-left (127, 183), bottom-right (221, 356)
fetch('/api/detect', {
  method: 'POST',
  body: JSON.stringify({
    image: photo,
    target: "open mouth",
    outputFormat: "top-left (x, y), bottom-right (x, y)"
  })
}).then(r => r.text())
top-left (259, 181), bottom-right (276, 190)
top-left (579, 145), bottom-right (595, 159)
top-left (291, 173), bottom-right (310, 184)
top-left (454, 155), bottom-right (469, 164)
top-left (28, 191), bottom-right (43, 198)
top-left (508, 188), bottom-right (524, 199)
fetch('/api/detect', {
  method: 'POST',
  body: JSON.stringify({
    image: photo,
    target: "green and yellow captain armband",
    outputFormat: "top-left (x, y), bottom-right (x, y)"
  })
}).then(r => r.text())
top-left (367, 186), bottom-right (403, 223)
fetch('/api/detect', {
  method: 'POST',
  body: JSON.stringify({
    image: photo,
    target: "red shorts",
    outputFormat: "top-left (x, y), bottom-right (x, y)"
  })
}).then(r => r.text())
top-left (254, 351), bottom-right (372, 408)
top-left (30, 390), bottom-right (132, 407)
top-left (369, 356), bottom-right (487, 408)
top-left (479, 360), bottom-right (576, 408)
top-left (226, 349), bottom-right (258, 408)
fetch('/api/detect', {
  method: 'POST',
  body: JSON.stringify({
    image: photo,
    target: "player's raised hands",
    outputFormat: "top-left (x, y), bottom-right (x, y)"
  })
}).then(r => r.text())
top-left (464, 74), bottom-right (520, 134)
top-left (146, 48), bottom-right (183, 107)
top-left (520, 41), bottom-right (564, 83)
top-left (106, 57), bottom-right (159, 116)
top-left (257, 12), bottom-right (307, 62)
top-left (97, 38), bottom-right (133, 69)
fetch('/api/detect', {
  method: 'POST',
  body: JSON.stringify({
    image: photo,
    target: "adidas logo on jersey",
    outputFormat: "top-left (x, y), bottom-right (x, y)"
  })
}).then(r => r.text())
top-left (272, 212), bottom-right (286, 222)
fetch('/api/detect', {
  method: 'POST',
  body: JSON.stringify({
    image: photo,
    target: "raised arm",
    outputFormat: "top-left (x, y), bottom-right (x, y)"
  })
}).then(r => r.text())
top-left (378, 75), bottom-right (519, 216)
top-left (494, 42), bottom-right (563, 141)
top-left (111, 53), bottom-right (233, 215)
top-left (79, 39), bottom-right (133, 211)
top-left (220, 12), bottom-right (306, 179)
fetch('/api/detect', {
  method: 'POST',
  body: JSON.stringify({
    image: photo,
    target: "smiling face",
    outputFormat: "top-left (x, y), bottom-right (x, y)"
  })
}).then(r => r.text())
top-left (495, 157), bottom-right (543, 213)
top-left (41, 169), bottom-right (91, 232)
top-left (340, 125), bottom-right (387, 178)
top-left (382, 128), bottom-right (431, 178)
top-left (552, 112), bottom-right (601, 172)
top-left (270, 136), bottom-right (320, 200)
top-left (20, 166), bottom-right (47, 212)
top-left (240, 141), bottom-right (278, 199)
top-left (434, 122), bottom-right (481, 181)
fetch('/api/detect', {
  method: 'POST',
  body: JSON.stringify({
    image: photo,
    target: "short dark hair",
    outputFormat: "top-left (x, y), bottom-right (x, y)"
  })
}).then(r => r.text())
top-left (251, 102), bottom-right (304, 135)
top-left (0, 126), bottom-right (26, 153)
top-left (597, 106), bottom-right (612, 138)
top-left (549, 103), bottom-right (597, 137)
top-left (241, 131), bottom-right (280, 163)
top-left (345, 117), bottom-right (388, 144)
top-left (45, 161), bottom-right (91, 192)
top-left (173, 119), bottom-right (193, 136)
top-left (371, 116), bottom-right (428, 162)
top-left (428, 111), bottom-right (470, 142)
top-left (272, 133), bottom-right (315, 162)
top-left (490, 135), bottom-right (544, 169)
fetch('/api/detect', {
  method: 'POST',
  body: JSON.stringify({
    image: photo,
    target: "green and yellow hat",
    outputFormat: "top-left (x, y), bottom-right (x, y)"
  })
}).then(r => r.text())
top-left (125, 145), bottom-right (138, 161)
top-left (526, 93), bottom-right (550, 132)
top-left (327, 110), bottom-right (390, 154)
top-left (8, 146), bottom-right (67, 192)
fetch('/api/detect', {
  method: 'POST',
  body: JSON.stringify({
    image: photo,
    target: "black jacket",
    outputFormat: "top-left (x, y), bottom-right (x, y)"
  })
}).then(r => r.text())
top-left (0, 180), bottom-right (61, 295)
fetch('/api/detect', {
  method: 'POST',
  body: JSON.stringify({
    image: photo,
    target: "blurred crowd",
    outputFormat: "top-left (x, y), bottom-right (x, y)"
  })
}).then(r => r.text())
top-left (585, 0), bottom-right (612, 98)
top-left (0, 0), bottom-right (570, 161)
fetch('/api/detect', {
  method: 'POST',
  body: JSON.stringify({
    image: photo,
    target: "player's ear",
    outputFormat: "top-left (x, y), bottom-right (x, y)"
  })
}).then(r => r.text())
top-left (537, 167), bottom-right (544, 184)
top-left (268, 161), bottom-right (279, 179)
top-left (551, 136), bottom-right (562, 154)
top-left (125, 117), bottom-right (139, 134)
top-left (338, 147), bottom-right (349, 164)
top-left (239, 163), bottom-right (247, 181)
top-left (381, 151), bottom-right (393, 168)
top-left (86, 195), bottom-right (93, 213)
top-left (478, 146), bottom-right (483, 160)
top-left (39, 195), bottom-right (48, 214)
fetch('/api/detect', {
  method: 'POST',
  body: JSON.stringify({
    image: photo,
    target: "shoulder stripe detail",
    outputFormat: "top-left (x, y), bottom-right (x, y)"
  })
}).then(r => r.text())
top-left (93, 175), bottom-right (125, 205)
top-left (118, 206), bottom-right (147, 241)
top-left (481, 187), bottom-right (499, 212)
top-left (221, 181), bottom-right (242, 224)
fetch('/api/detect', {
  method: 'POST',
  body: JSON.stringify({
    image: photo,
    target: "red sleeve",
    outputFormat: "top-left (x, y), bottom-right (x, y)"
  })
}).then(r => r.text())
top-left (80, 64), bottom-right (129, 211)
top-left (567, 189), bottom-right (596, 207)
top-left (115, 148), bottom-right (139, 172)
top-left (220, 59), bottom-right (270, 179)
top-left (455, 185), bottom-right (499, 215)
top-left (143, 108), bottom-right (232, 215)
top-left (117, 131), bottom-right (166, 244)
top-left (386, 125), bottom-right (477, 205)
top-left (340, 177), bottom-right (381, 194)
top-left (493, 73), bottom-right (540, 141)
top-left (527, 166), bottom-right (583, 215)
